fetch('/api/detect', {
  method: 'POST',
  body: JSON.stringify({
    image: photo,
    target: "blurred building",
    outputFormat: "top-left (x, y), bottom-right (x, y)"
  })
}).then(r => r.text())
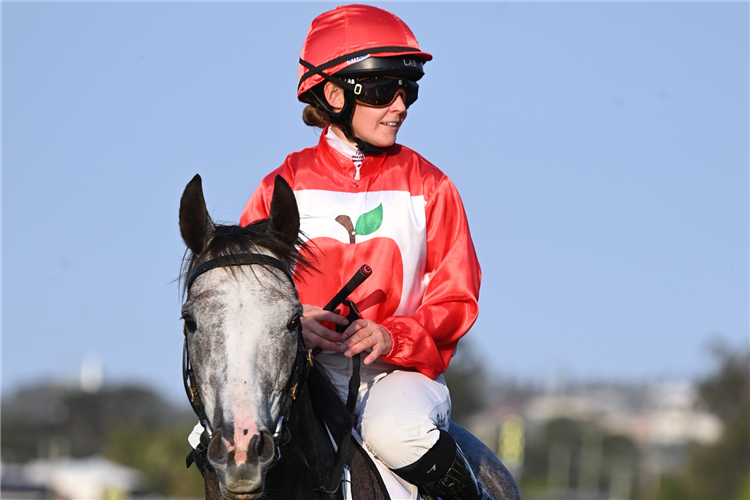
top-left (1, 456), bottom-right (142, 500)
top-left (523, 380), bottom-right (721, 450)
top-left (463, 378), bottom-right (723, 499)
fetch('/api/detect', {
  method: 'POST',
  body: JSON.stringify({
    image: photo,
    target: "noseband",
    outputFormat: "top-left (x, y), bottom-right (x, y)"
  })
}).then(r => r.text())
top-left (182, 253), bottom-right (310, 461)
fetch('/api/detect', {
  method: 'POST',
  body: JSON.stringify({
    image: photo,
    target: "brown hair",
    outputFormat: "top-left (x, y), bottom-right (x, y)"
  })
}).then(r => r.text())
top-left (302, 104), bottom-right (331, 128)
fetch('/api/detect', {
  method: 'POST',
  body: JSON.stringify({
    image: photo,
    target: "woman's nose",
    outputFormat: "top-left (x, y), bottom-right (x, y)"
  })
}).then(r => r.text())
top-left (390, 94), bottom-right (407, 113)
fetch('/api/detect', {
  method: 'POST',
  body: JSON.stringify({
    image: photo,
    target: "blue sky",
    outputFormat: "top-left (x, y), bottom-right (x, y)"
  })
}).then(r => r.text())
top-left (3, 2), bottom-right (748, 403)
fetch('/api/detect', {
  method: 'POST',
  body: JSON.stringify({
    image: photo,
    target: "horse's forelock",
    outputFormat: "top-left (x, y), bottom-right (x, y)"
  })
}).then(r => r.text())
top-left (180, 219), bottom-right (314, 297)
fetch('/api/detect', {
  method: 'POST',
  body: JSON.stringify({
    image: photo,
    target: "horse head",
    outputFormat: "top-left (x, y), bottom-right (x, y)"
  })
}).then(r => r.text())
top-left (179, 174), bottom-right (305, 499)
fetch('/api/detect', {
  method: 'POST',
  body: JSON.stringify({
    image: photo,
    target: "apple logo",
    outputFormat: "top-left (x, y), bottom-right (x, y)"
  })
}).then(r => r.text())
top-left (299, 203), bottom-right (404, 318)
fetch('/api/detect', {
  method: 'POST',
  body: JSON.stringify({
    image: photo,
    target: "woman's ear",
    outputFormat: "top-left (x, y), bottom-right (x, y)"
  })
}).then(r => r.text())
top-left (324, 82), bottom-right (345, 112)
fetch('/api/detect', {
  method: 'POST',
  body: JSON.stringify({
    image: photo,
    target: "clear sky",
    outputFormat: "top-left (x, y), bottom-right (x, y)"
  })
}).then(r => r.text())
top-left (3, 2), bottom-right (748, 403)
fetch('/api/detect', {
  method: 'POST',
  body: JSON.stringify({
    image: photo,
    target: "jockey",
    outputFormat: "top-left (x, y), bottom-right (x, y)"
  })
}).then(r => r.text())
top-left (240, 5), bottom-right (490, 500)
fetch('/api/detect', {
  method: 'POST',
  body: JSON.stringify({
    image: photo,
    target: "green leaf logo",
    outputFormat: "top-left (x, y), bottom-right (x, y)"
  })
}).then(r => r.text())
top-left (355, 203), bottom-right (383, 237)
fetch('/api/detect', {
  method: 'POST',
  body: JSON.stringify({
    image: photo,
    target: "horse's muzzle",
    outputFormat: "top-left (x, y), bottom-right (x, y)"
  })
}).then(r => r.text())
top-left (219, 486), bottom-right (264, 500)
top-left (207, 428), bottom-right (276, 497)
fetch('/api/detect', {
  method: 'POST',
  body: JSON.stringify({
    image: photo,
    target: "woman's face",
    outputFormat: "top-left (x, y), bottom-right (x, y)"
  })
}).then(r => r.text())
top-left (324, 81), bottom-right (408, 148)
top-left (350, 95), bottom-right (408, 148)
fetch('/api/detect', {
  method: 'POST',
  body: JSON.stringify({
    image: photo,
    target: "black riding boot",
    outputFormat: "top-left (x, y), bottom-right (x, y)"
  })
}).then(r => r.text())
top-left (393, 429), bottom-right (493, 500)
top-left (424, 444), bottom-right (492, 500)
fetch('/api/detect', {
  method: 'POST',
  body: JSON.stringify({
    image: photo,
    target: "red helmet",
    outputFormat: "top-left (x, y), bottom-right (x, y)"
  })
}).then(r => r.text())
top-left (297, 4), bottom-right (432, 100)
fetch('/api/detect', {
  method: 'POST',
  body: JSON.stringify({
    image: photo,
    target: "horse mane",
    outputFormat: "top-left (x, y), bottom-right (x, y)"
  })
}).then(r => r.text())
top-left (180, 218), bottom-right (315, 297)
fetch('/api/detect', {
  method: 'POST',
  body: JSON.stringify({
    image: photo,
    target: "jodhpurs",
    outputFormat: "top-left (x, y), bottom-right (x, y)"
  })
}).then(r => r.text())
top-left (316, 352), bottom-right (452, 470)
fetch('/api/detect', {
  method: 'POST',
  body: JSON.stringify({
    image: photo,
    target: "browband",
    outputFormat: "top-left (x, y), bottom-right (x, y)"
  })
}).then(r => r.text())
top-left (187, 254), bottom-right (295, 292)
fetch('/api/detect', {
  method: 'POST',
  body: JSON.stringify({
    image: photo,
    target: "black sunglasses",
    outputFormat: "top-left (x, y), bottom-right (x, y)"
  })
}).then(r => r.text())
top-left (352, 76), bottom-right (419, 108)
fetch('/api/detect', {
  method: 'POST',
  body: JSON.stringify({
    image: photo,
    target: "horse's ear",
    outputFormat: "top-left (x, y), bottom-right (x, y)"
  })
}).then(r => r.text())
top-left (269, 175), bottom-right (300, 246)
top-left (179, 174), bottom-right (216, 255)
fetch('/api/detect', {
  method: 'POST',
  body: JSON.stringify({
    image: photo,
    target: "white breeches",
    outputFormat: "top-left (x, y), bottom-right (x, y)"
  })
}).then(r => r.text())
top-left (316, 352), bottom-right (452, 470)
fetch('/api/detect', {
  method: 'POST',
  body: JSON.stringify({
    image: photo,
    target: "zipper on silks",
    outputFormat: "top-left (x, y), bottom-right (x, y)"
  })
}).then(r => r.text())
top-left (352, 150), bottom-right (365, 181)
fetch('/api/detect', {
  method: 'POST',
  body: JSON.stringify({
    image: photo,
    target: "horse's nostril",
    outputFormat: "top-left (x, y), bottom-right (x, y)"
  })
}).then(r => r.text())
top-left (255, 430), bottom-right (275, 465)
top-left (243, 429), bottom-right (248, 436)
top-left (207, 429), bottom-right (229, 468)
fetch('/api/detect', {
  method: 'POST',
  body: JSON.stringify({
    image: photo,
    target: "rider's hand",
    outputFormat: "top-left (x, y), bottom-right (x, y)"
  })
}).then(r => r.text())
top-left (341, 320), bottom-right (392, 365)
top-left (301, 304), bottom-right (349, 351)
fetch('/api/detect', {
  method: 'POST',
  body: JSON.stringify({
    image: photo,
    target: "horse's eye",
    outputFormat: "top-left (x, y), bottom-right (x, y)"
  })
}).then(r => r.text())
top-left (288, 315), bottom-right (301, 331)
top-left (182, 315), bottom-right (197, 334)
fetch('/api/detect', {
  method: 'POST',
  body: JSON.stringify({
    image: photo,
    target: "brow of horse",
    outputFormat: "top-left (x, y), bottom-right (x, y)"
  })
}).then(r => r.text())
top-left (180, 220), bottom-right (314, 297)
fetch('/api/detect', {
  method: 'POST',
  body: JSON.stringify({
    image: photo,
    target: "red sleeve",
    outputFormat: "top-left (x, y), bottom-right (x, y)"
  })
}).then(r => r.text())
top-left (239, 171), bottom-right (278, 227)
top-left (379, 176), bottom-right (481, 379)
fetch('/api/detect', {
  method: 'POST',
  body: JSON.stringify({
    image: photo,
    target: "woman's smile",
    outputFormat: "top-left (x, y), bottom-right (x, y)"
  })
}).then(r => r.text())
top-left (351, 96), bottom-right (408, 147)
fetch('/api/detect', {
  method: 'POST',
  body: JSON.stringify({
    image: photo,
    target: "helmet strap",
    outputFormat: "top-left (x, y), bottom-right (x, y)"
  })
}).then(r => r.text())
top-left (299, 58), bottom-right (357, 94)
top-left (330, 90), bottom-right (388, 154)
top-left (339, 123), bottom-right (388, 155)
top-left (305, 77), bottom-right (389, 155)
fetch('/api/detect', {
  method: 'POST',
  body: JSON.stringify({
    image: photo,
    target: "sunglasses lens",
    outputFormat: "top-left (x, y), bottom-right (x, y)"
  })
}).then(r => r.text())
top-left (355, 77), bottom-right (419, 108)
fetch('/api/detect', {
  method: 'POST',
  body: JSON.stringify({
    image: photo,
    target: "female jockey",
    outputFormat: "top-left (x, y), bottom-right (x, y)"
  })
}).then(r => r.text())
top-left (240, 5), bottom-right (489, 500)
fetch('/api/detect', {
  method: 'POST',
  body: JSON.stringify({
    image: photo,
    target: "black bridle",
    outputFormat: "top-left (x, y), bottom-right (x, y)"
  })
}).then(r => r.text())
top-left (182, 253), bottom-right (371, 496)
top-left (182, 253), bottom-right (311, 461)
